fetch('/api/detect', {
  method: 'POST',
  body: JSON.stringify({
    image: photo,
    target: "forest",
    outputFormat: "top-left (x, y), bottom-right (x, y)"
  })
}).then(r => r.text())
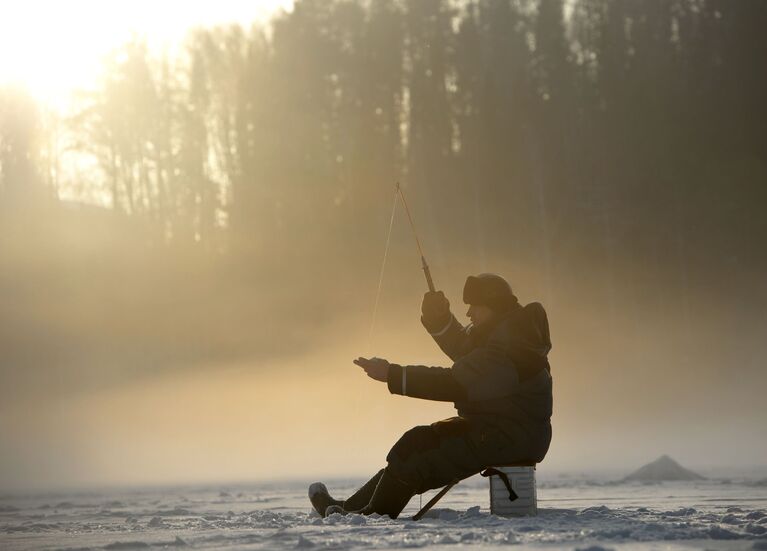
top-left (1, 0), bottom-right (766, 396)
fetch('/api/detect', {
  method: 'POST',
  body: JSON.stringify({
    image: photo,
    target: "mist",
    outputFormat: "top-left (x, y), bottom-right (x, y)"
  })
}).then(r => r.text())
top-left (1, 0), bottom-right (766, 492)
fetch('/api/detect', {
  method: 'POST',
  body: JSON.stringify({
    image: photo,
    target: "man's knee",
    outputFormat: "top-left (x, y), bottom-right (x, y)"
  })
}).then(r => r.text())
top-left (385, 425), bottom-right (475, 493)
top-left (386, 425), bottom-right (440, 465)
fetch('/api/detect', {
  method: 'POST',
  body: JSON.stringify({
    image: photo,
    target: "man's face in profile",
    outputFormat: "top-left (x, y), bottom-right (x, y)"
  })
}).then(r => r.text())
top-left (466, 303), bottom-right (494, 327)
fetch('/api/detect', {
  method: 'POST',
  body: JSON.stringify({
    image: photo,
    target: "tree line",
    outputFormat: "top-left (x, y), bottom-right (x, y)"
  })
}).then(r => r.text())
top-left (1, 0), bottom-right (766, 381)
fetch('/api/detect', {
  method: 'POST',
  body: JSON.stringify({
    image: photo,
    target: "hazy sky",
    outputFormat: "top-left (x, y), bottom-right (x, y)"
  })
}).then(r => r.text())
top-left (0, 0), bottom-right (294, 108)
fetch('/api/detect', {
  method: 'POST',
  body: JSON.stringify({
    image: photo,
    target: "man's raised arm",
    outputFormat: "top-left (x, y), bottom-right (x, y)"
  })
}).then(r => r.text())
top-left (421, 291), bottom-right (472, 361)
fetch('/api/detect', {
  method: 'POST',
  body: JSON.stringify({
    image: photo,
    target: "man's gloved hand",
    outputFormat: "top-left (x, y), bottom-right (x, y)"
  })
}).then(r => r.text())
top-left (421, 290), bottom-right (451, 331)
top-left (354, 357), bottom-right (390, 382)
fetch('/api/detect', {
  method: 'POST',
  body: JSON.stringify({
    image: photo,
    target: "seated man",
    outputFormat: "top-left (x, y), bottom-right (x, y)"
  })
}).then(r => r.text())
top-left (309, 273), bottom-right (553, 519)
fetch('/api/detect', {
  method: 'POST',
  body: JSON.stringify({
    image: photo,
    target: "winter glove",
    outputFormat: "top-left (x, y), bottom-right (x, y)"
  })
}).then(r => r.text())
top-left (354, 357), bottom-right (390, 382)
top-left (421, 290), bottom-right (451, 332)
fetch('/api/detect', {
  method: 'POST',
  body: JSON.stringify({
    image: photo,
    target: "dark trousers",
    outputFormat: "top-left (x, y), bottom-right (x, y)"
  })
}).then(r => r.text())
top-left (385, 416), bottom-right (535, 494)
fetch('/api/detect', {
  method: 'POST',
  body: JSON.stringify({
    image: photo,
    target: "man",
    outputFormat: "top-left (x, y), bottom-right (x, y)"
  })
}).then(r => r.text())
top-left (309, 273), bottom-right (552, 519)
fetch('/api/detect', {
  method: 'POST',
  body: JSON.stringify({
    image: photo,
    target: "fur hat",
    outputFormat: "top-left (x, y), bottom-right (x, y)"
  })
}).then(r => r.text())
top-left (463, 273), bottom-right (518, 313)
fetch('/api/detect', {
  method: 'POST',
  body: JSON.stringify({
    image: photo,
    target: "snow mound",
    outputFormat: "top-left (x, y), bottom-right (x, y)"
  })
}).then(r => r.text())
top-left (624, 455), bottom-right (705, 482)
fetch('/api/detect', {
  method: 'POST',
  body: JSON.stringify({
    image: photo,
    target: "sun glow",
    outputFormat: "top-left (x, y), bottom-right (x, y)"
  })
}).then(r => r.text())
top-left (0, 0), bottom-right (293, 109)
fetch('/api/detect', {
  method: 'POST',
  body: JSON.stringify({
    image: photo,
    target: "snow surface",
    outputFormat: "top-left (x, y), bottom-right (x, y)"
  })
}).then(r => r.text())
top-left (2, 474), bottom-right (766, 550)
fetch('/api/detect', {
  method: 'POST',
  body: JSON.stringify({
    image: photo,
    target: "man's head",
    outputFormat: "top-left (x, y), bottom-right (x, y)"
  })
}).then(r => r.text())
top-left (463, 273), bottom-right (518, 327)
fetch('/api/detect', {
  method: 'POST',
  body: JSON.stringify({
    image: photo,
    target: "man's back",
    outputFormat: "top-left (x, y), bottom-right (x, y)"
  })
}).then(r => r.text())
top-left (436, 302), bottom-right (553, 463)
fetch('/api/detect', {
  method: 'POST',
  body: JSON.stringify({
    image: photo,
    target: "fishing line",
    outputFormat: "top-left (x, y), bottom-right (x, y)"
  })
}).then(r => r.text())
top-left (367, 187), bottom-right (399, 352)
top-left (396, 183), bottom-right (435, 292)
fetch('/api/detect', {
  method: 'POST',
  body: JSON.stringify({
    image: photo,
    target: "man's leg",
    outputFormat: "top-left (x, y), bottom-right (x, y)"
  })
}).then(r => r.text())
top-left (352, 467), bottom-right (414, 519)
top-left (342, 468), bottom-right (385, 511)
top-left (385, 418), bottom-right (485, 496)
top-left (309, 468), bottom-right (385, 517)
top-left (351, 418), bottom-right (484, 519)
top-left (322, 418), bottom-right (501, 520)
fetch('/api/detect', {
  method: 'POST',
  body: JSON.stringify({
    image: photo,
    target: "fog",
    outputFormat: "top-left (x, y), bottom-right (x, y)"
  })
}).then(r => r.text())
top-left (1, 0), bottom-right (766, 492)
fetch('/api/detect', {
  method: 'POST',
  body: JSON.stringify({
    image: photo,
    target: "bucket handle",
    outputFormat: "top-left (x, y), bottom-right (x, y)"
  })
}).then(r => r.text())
top-left (481, 468), bottom-right (518, 502)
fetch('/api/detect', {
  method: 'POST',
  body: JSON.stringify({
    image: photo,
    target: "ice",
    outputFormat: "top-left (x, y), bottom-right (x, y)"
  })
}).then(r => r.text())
top-left (1, 475), bottom-right (766, 550)
top-left (146, 517), bottom-right (164, 528)
top-left (295, 534), bottom-right (315, 548)
top-left (103, 542), bottom-right (150, 549)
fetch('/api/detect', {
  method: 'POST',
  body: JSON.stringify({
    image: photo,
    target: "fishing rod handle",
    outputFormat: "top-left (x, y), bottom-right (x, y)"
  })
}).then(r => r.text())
top-left (421, 256), bottom-right (436, 292)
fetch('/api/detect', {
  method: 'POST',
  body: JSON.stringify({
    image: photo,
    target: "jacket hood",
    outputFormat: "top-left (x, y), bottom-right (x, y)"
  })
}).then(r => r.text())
top-left (506, 302), bottom-right (552, 358)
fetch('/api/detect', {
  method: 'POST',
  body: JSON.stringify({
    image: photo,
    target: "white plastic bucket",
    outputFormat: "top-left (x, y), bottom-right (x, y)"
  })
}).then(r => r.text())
top-left (488, 465), bottom-right (537, 517)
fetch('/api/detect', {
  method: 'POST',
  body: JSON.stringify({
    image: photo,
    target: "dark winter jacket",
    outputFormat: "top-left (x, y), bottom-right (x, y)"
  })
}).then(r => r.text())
top-left (387, 302), bottom-right (553, 462)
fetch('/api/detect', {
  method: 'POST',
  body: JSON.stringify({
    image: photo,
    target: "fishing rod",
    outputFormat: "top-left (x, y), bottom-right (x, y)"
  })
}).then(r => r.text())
top-left (367, 182), bottom-right (435, 352)
top-left (395, 182), bottom-right (435, 292)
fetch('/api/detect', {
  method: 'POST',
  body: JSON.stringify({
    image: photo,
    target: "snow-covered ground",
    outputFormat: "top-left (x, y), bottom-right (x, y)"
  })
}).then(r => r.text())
top-left (2, 473), bottom-right (766, 550)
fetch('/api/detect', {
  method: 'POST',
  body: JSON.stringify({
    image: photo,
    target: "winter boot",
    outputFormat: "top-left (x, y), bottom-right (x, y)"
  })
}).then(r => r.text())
top-left (324, 504), bottom-right (346, 516)
top-left (308, 482), bottom-right (343, 517)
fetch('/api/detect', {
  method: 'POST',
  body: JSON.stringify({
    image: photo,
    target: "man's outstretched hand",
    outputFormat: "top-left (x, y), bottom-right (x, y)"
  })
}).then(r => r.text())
top-left (354, 357), bottom-right (390, 383)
